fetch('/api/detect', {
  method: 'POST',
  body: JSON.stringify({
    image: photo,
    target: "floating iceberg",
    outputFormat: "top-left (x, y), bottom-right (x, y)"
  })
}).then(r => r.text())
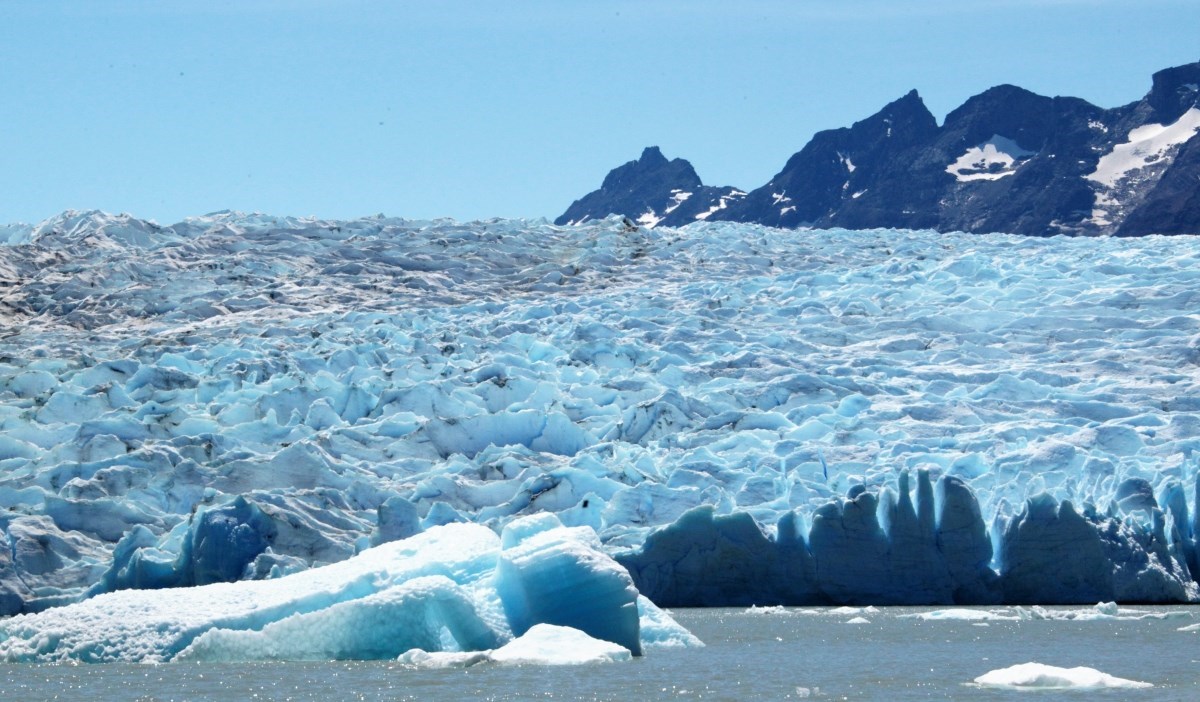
top-left (0, 515), bottom-right (691, 662)
top-left (899, 608), bottom-right (1018, 621)
top-left (3, 212), bottom-right (1200, 612)
top-left (396, 624), bottom-right (631, 668)
top-left (974, 662), bottom-right (1153, 690)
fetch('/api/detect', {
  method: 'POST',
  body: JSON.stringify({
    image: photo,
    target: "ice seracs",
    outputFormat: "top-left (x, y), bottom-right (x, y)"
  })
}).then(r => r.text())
top-left (4, 212), bottom-right (1200, 613)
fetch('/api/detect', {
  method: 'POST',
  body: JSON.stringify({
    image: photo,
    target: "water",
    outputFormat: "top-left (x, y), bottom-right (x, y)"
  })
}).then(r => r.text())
top-left (4, 606), bottom-right (1199, 701)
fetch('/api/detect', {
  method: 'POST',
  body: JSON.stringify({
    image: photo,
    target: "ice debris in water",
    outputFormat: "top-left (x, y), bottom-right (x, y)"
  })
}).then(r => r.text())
top-left (0, 515), bottom-right (697, 662)
top-left (398, 624), bottom-right (633, 668)
top-left (3, 211), bottom-right (1200, 610)
top-left (902, 601), bottom-right (1190, 622)
top-left (973, 663), bottom-right (1153, 690)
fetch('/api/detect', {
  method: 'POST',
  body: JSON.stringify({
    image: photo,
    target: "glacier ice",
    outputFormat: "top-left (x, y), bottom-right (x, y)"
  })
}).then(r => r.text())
top-left (3, 210), bottom-right (1200, 614)
top-left (0, 515), bottom-right (685, 662)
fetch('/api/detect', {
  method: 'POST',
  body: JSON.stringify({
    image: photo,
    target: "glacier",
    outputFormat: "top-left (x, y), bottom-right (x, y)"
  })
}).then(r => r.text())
top-left (3, 209), bottom-right (1200, 624)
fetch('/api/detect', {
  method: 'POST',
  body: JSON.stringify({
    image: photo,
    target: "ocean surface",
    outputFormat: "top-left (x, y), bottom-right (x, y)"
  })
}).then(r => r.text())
top-left (3, 605), bottom-right (1198, 701)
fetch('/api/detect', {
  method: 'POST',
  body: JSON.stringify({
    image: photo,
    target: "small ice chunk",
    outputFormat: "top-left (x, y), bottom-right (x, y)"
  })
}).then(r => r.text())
top-left (845, 616), bottom-right (870, 624)
top-left (398, 625), bottom-right (632, 667)
top-left (396, 649), bottom-right (491, 669)
top-left (745, 605), bottom-right (792, 615)
top-left (899, 609), bottom-right (1018, 621)
top-left (489, 624), bottom-right (632, 665)
top-left (974, 663), bottom-right (1152, 690)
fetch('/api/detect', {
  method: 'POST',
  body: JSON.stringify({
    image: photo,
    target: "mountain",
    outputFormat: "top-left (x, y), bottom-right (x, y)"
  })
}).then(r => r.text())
top-left (560, 60), bottom-right (1200, 236)
top-left (555, 147), bottom-right (746, 228)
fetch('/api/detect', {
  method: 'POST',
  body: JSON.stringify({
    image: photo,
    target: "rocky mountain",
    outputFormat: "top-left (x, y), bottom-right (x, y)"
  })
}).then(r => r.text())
top-left (555, 147), bottom-right (746, 228)
top-left (559, 61), bottom-right (1200, 236)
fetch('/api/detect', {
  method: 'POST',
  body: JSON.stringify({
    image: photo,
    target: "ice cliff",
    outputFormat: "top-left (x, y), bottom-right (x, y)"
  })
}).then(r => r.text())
top-left (2, 211), bottom-right (1200, 615)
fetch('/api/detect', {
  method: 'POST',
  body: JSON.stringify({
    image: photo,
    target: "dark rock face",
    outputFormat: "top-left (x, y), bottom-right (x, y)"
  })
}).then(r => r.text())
top-left (721, 90), bottom-right (942, 231)
top-left (555, 147), bottom-right (745, 228)
top-left (560, 60), bottom-right (1200, 236)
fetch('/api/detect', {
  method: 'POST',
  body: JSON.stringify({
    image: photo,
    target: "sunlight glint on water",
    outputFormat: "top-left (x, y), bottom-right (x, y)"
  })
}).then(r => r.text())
top-left (3, 606), bottom-right (1199, 701)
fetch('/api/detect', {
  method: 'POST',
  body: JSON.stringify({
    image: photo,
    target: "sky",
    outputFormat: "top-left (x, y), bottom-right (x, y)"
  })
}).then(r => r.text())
top-left (1, 0), bottom-right (1198, 225)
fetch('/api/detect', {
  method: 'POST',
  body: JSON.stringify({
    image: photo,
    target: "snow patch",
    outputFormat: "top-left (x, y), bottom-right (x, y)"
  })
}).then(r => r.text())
top-left (663, 191), bottom-right (692, 216)
top-left (636, 211), bottom-right (662, 228)
top-left (1087, 107), bottom-right (1200, 226)
top-left (1088, 108), bottom-right (1200, 190)
top-left (694, 190), bottom-right (746, 221)
top-left (946, 135), bottom-right (1036, 182)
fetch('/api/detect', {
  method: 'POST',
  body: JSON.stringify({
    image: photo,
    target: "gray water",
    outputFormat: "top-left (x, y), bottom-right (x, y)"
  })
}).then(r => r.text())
top-left (4, 606), bottom-right (1199, 701)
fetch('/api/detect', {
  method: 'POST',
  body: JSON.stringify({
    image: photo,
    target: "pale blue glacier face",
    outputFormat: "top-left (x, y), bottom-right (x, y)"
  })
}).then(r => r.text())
top-left (2, 211), bottom-right (1200, 623)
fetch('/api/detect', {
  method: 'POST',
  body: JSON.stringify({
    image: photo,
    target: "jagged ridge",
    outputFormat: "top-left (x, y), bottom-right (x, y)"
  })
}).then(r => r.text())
top-left (560, 60), bottom-right (1200, 236)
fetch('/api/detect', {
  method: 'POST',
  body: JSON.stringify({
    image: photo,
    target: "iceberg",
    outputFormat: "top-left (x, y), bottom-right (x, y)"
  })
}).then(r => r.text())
top-left (3, 212), bottom-right (1200, 612)
top-left (0, 516), bottom-right (694, 662)
top-left (397, 624), bottom-right (631, 667)
top-left (974, 663), bottom-right (1153, 690)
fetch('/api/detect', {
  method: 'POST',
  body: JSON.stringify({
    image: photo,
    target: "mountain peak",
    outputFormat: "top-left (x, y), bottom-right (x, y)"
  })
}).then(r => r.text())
top-left (639, 146), bottom-right (668, 166)
top-left (554, 147), bottom-right (743, 228)
top-left (1146, 60), bottom-right (1200, 121)
top-left (597, 147), bottom-right (702, 193)
top-left (882, 89), bottom-right (934, 121)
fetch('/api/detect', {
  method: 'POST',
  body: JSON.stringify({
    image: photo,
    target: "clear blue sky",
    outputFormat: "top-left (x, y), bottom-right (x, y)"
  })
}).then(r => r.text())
top-left (2, 0), bottom-right (1198, 225)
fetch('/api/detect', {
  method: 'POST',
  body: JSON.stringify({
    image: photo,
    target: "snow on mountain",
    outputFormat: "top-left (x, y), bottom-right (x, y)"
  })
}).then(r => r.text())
top-left (1089, 108), bottom-right (1200, 189)
top-left (560, 60), bottom-right (1200, 236)
top-left (1087, 107), bottom-right (1200, 227)
top-left (946, 135), bottom-right (1036, 182)
top-left (3, 213), bottom-right (1200, 621)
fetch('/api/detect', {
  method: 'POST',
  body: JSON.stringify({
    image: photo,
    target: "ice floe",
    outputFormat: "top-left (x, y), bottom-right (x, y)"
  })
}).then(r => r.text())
top-left (973, 662), bottom-right (1152, 690)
